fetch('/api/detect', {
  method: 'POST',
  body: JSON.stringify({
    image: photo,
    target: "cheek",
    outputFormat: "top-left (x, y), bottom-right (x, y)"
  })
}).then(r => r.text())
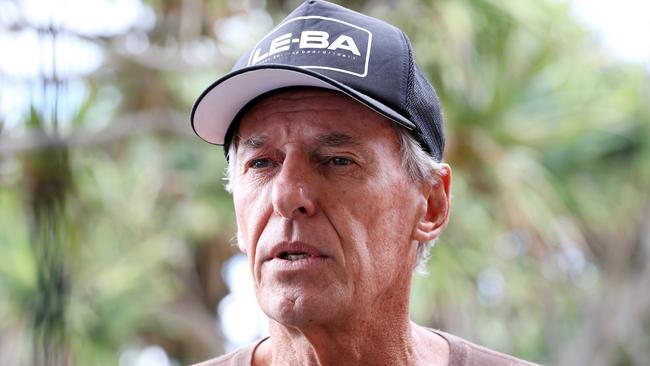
top-left (343, 183), bottom-right (418, 268)
top-left (233, 187), bottom-right (272, 256)
top-left (234, 194), bottom-right (269, 286)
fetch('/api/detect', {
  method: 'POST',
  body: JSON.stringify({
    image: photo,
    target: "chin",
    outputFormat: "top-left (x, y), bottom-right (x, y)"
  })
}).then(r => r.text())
top-left (260, 287), bottom-right (345, 328)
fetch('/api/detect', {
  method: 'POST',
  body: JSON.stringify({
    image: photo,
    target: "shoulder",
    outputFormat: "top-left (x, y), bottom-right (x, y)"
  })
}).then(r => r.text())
top-left (189, 338), bottom-right (267, 366)
top-left (430, 329), bottom-right (542, 366)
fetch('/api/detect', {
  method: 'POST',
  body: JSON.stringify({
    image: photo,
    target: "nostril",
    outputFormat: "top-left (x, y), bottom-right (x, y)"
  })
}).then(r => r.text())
top-left (298, 207), bottom-right (307, 214)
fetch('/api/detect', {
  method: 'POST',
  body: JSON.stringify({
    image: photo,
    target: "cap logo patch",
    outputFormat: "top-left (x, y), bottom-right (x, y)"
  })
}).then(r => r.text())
top-left (247, 16), bottom-right (373, 77)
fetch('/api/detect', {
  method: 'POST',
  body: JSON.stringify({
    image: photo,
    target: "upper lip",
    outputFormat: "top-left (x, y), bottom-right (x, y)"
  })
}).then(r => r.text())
top-left (267, 241), bottom-right (327, 261)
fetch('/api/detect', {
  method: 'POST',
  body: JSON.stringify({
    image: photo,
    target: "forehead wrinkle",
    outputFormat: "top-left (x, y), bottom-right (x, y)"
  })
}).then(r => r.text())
top-left (248, 108), bottom-right (357, 122)
top-left (247, 91), bottom-right (362, 117)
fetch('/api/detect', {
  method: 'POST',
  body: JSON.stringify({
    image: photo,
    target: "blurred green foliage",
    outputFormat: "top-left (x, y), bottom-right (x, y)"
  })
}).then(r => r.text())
top-left (1, 0), bottom-right (649, 365)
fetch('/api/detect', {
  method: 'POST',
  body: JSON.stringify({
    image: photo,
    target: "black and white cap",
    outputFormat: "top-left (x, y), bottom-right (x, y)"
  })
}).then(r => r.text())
top-left (191, 0), bottom-right (445, 161)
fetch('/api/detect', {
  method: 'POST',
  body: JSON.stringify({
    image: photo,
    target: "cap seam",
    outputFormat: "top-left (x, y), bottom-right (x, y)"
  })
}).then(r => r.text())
top-left (400, 29), bottom-right (412, 118)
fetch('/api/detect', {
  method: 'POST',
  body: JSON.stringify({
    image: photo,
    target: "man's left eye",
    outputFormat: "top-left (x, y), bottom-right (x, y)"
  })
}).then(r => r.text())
top-left (329, 157), bottom-right (352, 166)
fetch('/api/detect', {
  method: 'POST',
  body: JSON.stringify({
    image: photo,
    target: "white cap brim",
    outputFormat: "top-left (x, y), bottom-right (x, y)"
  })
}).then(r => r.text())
top-left (190, 65), bottom-right (416, 145)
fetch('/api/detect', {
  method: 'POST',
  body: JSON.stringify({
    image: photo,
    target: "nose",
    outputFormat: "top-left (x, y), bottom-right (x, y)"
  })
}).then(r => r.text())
top-left (271, 151), bottom-right (317, 218)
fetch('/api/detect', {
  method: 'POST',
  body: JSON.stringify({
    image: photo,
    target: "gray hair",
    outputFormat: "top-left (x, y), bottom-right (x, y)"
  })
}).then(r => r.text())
top-left (224, 125), bottom-right (445, 273)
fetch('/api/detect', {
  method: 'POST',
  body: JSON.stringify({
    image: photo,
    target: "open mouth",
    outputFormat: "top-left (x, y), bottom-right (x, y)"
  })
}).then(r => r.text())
top-left (278, 252), bottom-right (311, 261)
top-left (268, 242), bottom-right (326, 264)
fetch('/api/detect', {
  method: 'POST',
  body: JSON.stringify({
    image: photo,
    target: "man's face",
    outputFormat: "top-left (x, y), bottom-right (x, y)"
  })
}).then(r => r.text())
top-left (231, 89), bottom-right (430, 328)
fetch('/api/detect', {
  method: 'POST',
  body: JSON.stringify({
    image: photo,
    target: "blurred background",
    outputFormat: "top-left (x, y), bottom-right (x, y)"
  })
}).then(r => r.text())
top-left (1, 0), bottom-right (649, 365)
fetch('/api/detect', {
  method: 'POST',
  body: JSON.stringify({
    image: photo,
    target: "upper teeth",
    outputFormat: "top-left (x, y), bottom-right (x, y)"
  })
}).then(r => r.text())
top-left (285, 253), bottom-right (309, 261)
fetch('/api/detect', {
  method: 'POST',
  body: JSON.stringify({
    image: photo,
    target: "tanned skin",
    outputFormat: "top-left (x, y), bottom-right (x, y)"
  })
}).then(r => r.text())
top-left (230, 89), bottom-right (452, 366)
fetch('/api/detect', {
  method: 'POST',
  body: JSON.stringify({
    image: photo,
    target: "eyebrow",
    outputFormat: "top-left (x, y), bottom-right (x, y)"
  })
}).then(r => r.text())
top-left (316, 133), bottom-right (361, 147)
top-left (239, 132), bottom-right (360, 149)
top-left (239, 134), bottom-right (269, 149)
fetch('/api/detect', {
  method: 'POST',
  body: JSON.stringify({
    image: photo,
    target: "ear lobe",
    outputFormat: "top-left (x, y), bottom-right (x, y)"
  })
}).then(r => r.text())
top-left (411, 164), bottom-right (452, 243)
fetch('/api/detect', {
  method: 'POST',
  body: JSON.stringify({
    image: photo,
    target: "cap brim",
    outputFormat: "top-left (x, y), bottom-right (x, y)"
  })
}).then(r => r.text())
top-left (190, 64), bottom-right (416, 145)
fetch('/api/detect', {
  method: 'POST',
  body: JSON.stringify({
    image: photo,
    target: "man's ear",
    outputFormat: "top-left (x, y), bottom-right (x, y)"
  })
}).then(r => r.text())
top-left (411, 164), bottom-right (452, 243)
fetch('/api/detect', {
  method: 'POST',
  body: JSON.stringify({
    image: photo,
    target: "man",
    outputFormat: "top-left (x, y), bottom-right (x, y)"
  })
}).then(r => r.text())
top-left (190, 1), bottom-right (539, 365)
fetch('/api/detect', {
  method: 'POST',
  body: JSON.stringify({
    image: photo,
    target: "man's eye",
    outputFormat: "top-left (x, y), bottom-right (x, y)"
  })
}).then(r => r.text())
top-left (249, 158), bottom-right (271, 169)
top-left (329, 157), bottom-right (352, 166)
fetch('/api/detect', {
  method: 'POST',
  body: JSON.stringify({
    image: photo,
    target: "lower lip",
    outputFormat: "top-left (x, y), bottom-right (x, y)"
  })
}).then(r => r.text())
top-left (264, 256), bottom-right (329, 271)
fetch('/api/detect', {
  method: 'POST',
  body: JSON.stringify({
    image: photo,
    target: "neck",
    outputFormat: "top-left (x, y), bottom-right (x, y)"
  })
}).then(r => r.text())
top-left (255, 288), bottom-right (440, 365)
top-left (264, 315), bottom-right (416, 366)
